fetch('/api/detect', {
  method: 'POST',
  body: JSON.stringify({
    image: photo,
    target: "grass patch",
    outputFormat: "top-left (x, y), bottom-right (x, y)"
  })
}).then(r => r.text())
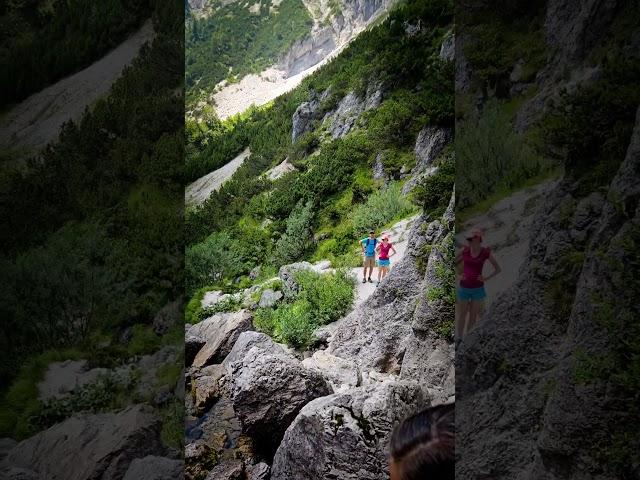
top-left (254, 269), bottom-right (355, 348)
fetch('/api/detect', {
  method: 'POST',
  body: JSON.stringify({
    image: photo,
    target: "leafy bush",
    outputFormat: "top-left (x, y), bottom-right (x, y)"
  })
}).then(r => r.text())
top-left (351, 182), bottom-right (416, 234)
top-left (296, 269), bottom-right (355, 325)
top-left (254, 269), bottom-right (355, 348)
top-left (273, 200), bottom-right (315, 267)
top-left (127, 325), bottom-right (161, 356)
top-left (456, 100), bottom-right (549, 209)
top-left (185, 231), bottom-right (247, 295)
top-left (197, 296), bottom-right (243, 322)
top-left (32, 373), bottom-right (134, 432)
top-left (274, 300), bottom-right (316, 348)
top-left (254, 307), bottom-right (277, 337)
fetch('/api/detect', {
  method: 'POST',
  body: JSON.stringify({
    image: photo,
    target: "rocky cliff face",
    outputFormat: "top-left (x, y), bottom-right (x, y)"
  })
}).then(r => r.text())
top-left (456, 1), bottom-right (640, 478)
top-left (279, 0), bottom-right (397, 76)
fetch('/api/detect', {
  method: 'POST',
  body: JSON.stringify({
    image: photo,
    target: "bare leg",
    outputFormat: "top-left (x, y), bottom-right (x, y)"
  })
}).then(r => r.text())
top-left (466, 300), bottom-right (484, 333)
top-left (382, 267), bottom-right (389, 279)
top-left (377, 266), bottom-right (382, 282)
top-left (456, 301), bottom-right (469, 338)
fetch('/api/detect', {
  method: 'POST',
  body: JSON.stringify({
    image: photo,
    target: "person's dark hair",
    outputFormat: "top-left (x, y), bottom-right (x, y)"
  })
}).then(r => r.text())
top-left (390, 403), bottom-right (455, 480)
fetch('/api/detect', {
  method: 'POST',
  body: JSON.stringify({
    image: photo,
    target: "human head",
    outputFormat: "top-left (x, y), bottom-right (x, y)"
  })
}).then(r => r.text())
top-left (382, 235), bottom-right (389, 243)
top-left (369, 230), bottom-right (375, 238)
top-left (466, 228), bottom-right (483, 247)
top-left (389, 403), bottom-right (455, 480)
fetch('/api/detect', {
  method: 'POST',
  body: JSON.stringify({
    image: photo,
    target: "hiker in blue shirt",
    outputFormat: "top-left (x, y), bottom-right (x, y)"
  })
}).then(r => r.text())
top-left (360, 229), bottom-right (378, 283)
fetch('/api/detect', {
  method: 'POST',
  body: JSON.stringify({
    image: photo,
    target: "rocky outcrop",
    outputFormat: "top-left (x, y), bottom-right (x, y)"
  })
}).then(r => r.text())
top-left (228, 333), bottom-right (332, 457)
top-left (328, 212), bottom-right (450, 375)
top-left (258, 288), bottom-right (283, 308)
top-left (439, 34), bottom-right (454, 61)
top-left (37, 359), bottom-right (108, 401)
top-left (402, 125), bottom-right (452, 194)
top-left (2, 405), bottom-right (164, 480)
top-left (270, 380), bottom-right (426, 480)
top-left (456, 108), bottom-right (640, 479)
top-left (190, 310), bottom-right (253, 368)
top-left (302, 350), bottom-right (361, 390)
top-left (324, 85), bottom-right (383, 139)
top-left (265, 158), bottom-right (297, 180)
top-left (123, 456), bottom-right (184, 480)
top-left (292, 98), bottom-right (322, 142)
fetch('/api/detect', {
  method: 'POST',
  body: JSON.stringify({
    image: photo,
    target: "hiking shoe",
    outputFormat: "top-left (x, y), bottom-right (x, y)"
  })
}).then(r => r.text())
top-left (362, 278), bottom-right (367, 284)
top-left (368, 277), bottom-right (373, 283)
top-left (376, 282), bottom-right (380, 287)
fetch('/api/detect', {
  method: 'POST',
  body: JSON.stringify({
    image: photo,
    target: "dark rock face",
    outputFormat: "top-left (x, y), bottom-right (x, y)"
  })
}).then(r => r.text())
top-left (2, 405), bottom-right (164, 480)
top-left (292, 99), bottom-right (321, 142)
top-left (456, 108), bottom-right (640, 479)
top-left (270, 380), bottom-right (426, 480)
top-left (402, 125), bottom-right (452, 194)
top-left (190, 310), bottom-right (253, 368)
top-left (123, 456), bottom-right (184, 480)
top-left (228, 333), bottom-right (332, 458)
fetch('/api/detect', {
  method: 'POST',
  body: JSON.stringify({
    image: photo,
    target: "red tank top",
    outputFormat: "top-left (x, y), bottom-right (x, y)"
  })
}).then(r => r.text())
top-left (460, 246), bottom-right (490, 288)
top-left (379, 243), bottom-right (393, 260)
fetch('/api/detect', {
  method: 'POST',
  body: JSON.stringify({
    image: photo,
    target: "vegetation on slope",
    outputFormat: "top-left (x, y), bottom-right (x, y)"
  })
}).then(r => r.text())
top-left (184, 0), bottom-right (454, 299)
top-left (185, 0), bottom-right (313, 107)
top-left (0, 0), bottom-right (151, 108)
top-left (0, 0), bottom-right (183, 445)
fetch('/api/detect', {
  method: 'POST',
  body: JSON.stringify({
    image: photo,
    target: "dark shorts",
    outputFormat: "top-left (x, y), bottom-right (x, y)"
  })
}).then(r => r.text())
top-left (457, 286), bottom-right (486, 301)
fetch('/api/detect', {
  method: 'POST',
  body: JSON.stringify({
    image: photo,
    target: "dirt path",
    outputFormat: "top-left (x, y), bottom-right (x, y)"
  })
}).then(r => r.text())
top-left (0, 19), bottom-right (155, 156)
top-left (456, 179), bottom-right (559, 307)
top-left (185, 147), bottom-right (251, 205)
top-left (351, 215), bottom-right (417, 309)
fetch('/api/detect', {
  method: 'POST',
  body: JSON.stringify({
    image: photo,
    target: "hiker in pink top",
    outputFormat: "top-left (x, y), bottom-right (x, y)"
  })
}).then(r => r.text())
top-left (455, 228), bottom-right (501, 338)
top-left (375, 235), bottom-right (396, 286)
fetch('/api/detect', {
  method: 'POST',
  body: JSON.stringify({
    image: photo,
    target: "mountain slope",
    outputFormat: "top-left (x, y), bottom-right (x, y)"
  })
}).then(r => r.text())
top-left (184, 0), bottom-right (455, 477)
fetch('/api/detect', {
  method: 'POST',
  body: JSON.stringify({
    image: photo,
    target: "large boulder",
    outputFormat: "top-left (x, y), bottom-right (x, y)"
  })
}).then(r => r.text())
top-left (400, 333), bottom-right (455, 404)
top-left (37, 359), bottom-right (108, 401)
top-left (258, 288), bottom-right (283, 308)
top-left (185, 442), bottom-right (217, 480)
top-left (190, 310), bottom-right (253, 368)
top-left (123, 456), bottom-right (183, 480)
top-left (271, 380), bottom-right (427, 480)
top-left (302, 350), bottom-right (361, 391)
top-left (3, 405), bottom-right (164, 480)
top-left (228, 333), bottom-right (332, 458)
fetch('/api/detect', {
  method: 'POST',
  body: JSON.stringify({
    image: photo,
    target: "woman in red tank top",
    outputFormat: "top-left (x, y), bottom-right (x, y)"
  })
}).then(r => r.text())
top-left (375, 235), bottom-right (397, 286)
top-left (455, 228), bottom-right (501, 338)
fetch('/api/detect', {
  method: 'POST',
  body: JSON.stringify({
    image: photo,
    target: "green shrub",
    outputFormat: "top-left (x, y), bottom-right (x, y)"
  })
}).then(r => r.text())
top-left (412, 149), bottom-right (454, 215)
top-left (185, 286), bottom-right (217, 324)
top-left (185, 231), bottom-right (247, 295)
top-left (127, 325), bottom-right (161, 356)
top-left (255, 270), bottom-right (355, 348)
top-left (273, 200), bottom-right (315, 267)
top-left (160, 398), bottom-right (184, 451)
top-left (32, 373), bottom-right (133, 432)
top-left (456, 99), bottom-right (550, 209)
top-left (351, 182), bottom-right (416, 234)
top-left (254, 307), bottom-right (277, 336)
top-left (197, 296), bottom-right (243, 322)
top-left (274, 300), bottom-right (316, 349)
top-left (296, 269), bottom-right (355, 325)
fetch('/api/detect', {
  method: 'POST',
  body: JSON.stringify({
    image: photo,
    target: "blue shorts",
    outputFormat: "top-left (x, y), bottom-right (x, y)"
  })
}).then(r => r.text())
top-left (457, 286), bottom-right (486, 301)
top-left (377, 258), bottom-right (390, 267)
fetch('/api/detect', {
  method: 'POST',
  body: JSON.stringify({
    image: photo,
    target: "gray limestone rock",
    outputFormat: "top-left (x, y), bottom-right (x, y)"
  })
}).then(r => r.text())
top-left (271, 380), bottom-right (427, 480)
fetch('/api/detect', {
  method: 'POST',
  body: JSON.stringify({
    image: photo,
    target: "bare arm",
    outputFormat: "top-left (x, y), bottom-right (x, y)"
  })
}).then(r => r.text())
top-left (482, 254), bottom-right (502, 281)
